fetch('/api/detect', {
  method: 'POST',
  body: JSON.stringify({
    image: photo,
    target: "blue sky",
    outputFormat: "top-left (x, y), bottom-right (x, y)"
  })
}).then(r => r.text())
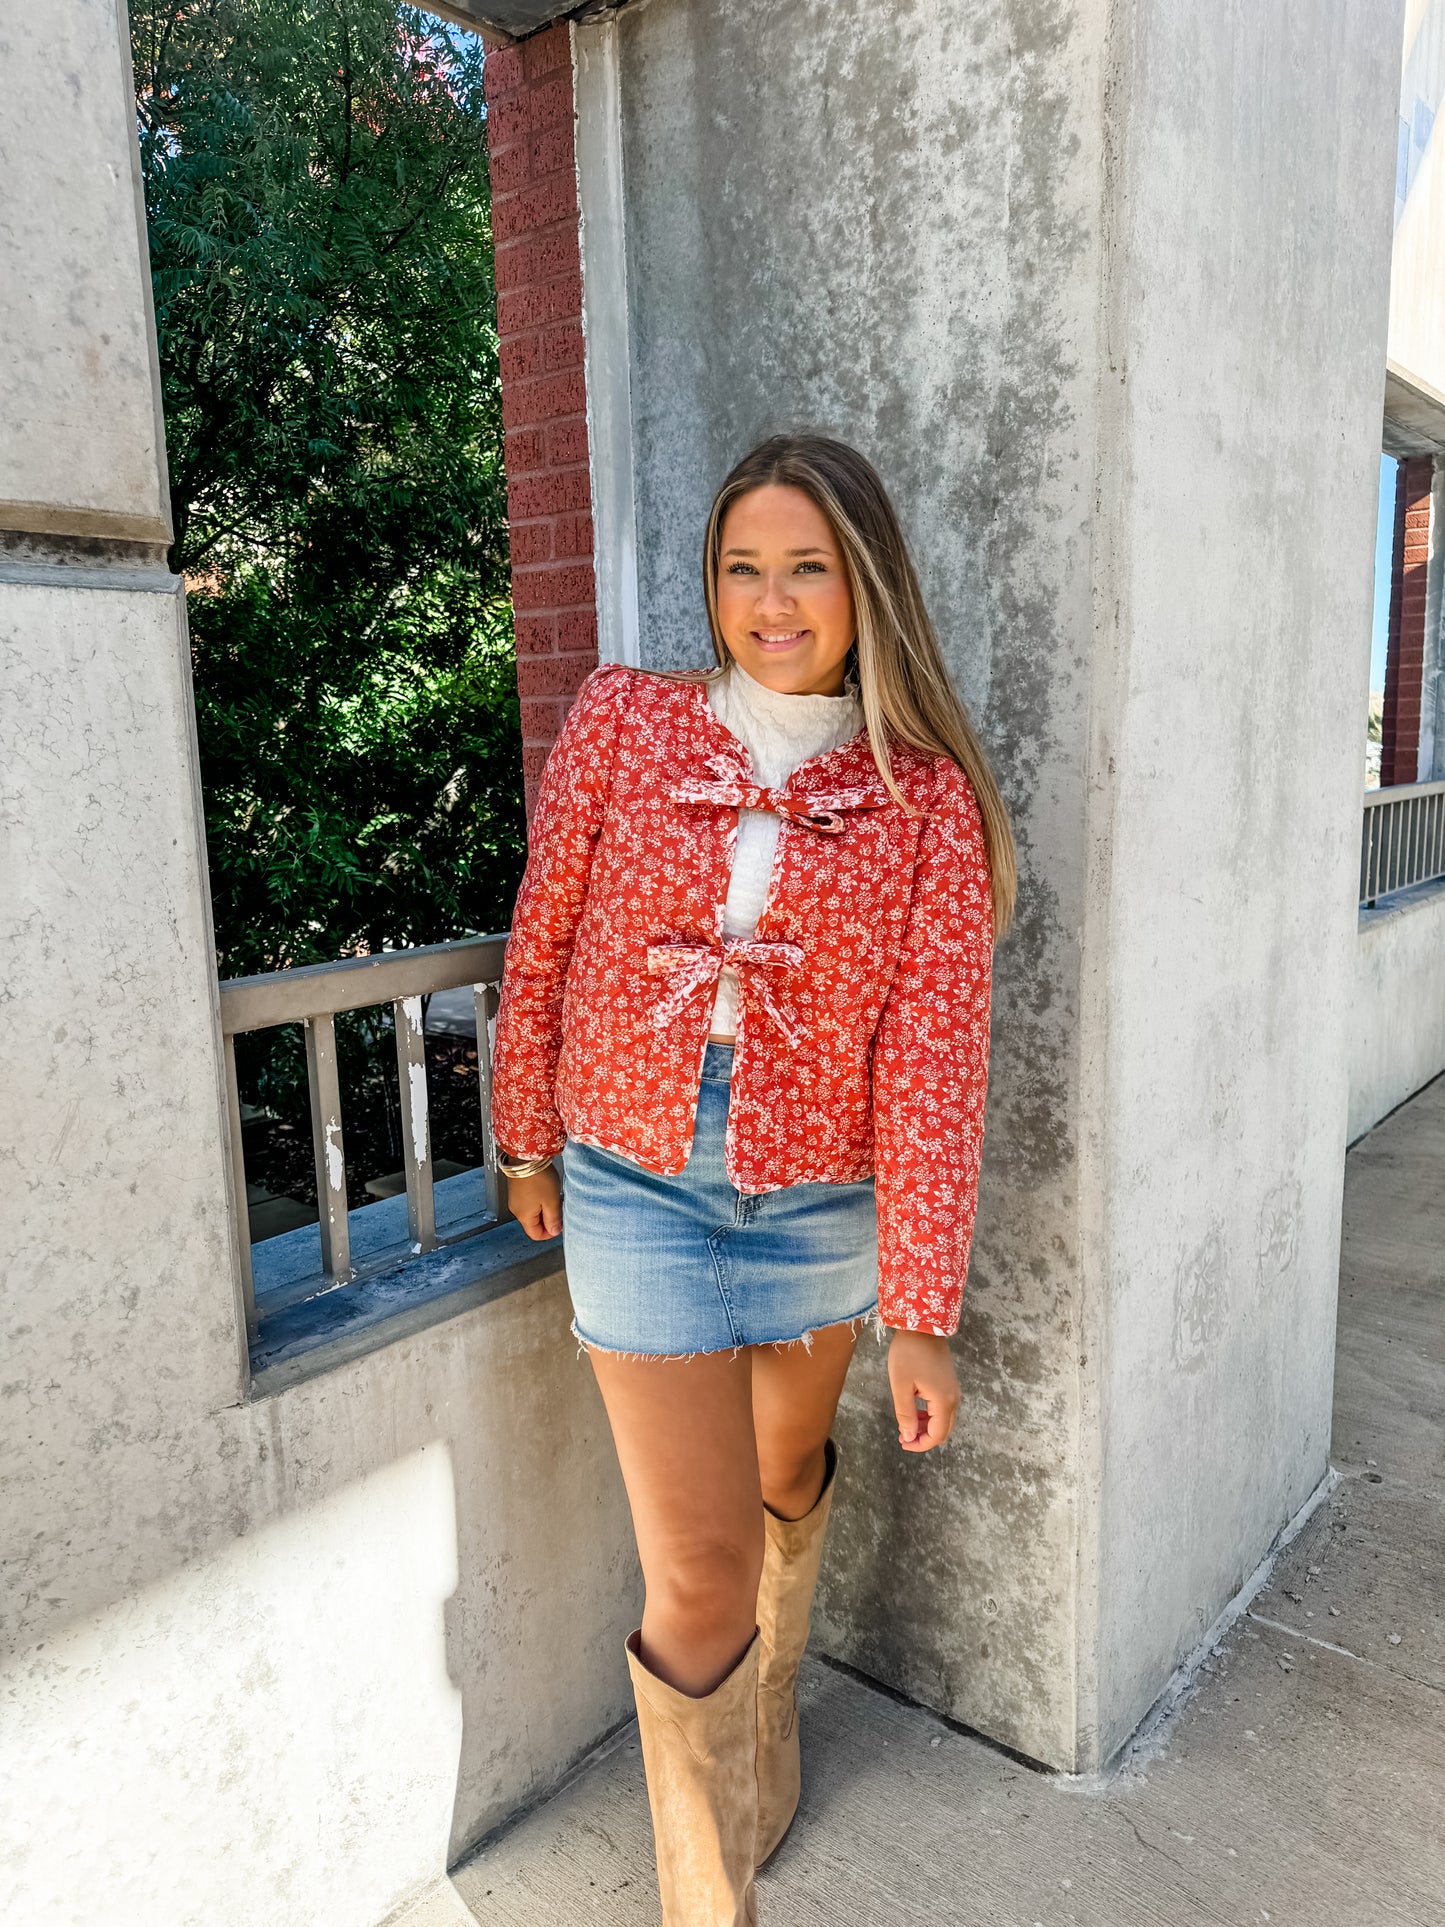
top-left (1371, 455), bottom-right (1395, 694)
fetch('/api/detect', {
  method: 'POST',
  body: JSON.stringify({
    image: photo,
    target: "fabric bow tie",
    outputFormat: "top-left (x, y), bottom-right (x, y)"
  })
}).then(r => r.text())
top-left (646, 937), bottom-right (805, 1046)
top-left (671, 755), bottom-right (885, 835)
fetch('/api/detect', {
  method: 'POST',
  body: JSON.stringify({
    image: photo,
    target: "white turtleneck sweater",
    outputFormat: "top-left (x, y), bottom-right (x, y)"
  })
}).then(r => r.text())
top-left (705, 659), bottom-right (862, 1044)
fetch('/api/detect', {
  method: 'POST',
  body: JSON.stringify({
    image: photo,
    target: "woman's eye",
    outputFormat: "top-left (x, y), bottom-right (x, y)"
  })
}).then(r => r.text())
top-left (796, 561), bottom-right (825, 573)
top-left (725, 562), bottom-right (757, 575)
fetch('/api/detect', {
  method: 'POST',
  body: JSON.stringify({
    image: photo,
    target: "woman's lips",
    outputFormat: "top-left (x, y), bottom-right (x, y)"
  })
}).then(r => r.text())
top-left (751, 629), bottom-right (808, 652)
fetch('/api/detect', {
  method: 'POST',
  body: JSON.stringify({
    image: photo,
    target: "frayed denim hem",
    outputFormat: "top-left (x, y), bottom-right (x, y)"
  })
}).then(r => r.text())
top-left (570, 1301), bottom-right (885, 1365)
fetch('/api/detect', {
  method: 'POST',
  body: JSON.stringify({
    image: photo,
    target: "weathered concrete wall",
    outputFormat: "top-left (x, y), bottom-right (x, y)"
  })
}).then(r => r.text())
top-left (1085, 0), bottom-right (1400, 1763)
top-left (1389, 0), bottom-right (1445, 405)
top-left (0, 7), bottom-right (640, 1920)
top-left (2, 1241), bottom-right (637, 1922)
top-left (0, 0), bottom-right (170, 540)
top-left (1348, 883), bottom-right (1445, 1141)
top-left (603, 0), bottom-right (1400, 1768)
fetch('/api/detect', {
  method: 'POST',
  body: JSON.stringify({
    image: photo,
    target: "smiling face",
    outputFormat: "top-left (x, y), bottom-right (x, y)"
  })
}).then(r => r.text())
top-left (714, 483), bottom-right (857, 696)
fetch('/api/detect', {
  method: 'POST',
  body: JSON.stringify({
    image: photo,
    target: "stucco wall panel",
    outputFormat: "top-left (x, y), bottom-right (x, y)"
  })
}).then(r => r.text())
top-left (0, 0), bottom-right (170, 538)
top-left (5, 1448), bottom-right (465, 1927)
top-left (0, 581), bottom-right (242, 1455)
top-left (1, 1263), bottom-right (641, 1922)
top-left (1089, 0), bottom-right (1400, 1759)
top-left (1348, 882), bottom-right (1445, 1141)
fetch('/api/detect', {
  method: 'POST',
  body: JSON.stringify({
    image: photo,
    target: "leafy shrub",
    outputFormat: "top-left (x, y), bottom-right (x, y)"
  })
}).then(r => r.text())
top-left (134, 0), bottom-right (524, 977)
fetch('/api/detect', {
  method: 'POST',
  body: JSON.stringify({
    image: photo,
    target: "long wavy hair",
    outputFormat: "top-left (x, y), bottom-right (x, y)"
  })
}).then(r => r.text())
top-left (691, 433), bottom-right (1016, 936)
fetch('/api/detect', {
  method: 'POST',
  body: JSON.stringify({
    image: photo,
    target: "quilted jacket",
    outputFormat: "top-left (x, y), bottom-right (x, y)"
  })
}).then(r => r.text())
top-left (490, 663), bottom-right (994, 1334)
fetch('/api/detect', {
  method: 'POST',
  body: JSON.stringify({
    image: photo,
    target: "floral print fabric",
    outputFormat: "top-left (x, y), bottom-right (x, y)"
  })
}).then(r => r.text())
top-left (490, 664), bottom-right (995, 1335)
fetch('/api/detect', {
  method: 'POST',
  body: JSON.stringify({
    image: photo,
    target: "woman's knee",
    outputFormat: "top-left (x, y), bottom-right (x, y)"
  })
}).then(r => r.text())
top-left (644, 1531), bottom-right (762, 1642)
top-left (758, 1437), bottom-right (828, 1521)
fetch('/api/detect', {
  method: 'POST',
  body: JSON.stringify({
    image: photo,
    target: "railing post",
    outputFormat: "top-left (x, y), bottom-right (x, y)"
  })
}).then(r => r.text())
top-left (305, 1013), bottom-right (352, 1285)
top-left (1359, 780), bottom-right (1445, 909)
top-left (473, 981), bottom-right (511, 1225)
top-left (394, 995), bottom-right (438, 1254)
top-left (223, 1033), bottom-right (257, 1336)
top-left (219, 935), bottom-right (511, 1313)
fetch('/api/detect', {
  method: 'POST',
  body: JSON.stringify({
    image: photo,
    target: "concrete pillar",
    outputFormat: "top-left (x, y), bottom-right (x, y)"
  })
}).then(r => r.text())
top-left (572, 0), bottom-right (1403, 1769)
top-left (0, 5), bottom-right (171, 543)
top-left (0, 0), bottom-right (247, 1401)
top-left (1382, 453), bottom-right (1434, 784)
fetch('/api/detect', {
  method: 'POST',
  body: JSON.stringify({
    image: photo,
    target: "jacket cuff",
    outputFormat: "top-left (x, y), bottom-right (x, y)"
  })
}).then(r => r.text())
top-left (877, 1310), bottom-right (958, 1338)
top-left (875, 1277), bottom-right (962, 1337)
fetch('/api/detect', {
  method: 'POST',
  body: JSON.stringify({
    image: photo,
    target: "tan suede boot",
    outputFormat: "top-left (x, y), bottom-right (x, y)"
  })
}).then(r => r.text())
top-left (625, 1628), bottom-right (761, 1925)
top-left (755, 1438), bottom-right (838, 1865)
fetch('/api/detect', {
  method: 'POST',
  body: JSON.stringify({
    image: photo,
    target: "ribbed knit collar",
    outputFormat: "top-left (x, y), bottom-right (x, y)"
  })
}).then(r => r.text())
top-left (717, 655), bottom-right (861, 732)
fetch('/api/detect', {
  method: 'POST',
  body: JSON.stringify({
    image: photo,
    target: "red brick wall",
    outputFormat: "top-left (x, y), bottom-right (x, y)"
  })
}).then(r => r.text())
top-left (485, 25), bottom-right (598, 817)
top-left (1381, 455), bottom-right (1434, 789)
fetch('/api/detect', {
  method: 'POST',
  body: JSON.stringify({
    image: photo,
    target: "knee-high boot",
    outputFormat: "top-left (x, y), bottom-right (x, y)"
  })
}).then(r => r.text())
top-left (754, 1438), bottom-right (838, 1865)
top-left (625, 1628), bottom-right (761, 1925)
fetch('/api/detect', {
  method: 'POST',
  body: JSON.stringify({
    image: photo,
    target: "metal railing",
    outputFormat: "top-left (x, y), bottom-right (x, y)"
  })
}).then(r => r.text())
top-left (1360, 779), bottom-right (1445, 907)
top-left (219, 934), bottom-right (510, 1335)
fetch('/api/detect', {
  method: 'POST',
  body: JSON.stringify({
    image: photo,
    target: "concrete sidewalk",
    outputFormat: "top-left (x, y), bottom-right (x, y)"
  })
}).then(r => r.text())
top-left (452, 1078), bottom-right (1445, 1926)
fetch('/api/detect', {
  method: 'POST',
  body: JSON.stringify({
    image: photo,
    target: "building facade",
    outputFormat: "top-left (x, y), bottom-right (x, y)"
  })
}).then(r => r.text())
top-left (3, 2), bottom-right (1440, 1922)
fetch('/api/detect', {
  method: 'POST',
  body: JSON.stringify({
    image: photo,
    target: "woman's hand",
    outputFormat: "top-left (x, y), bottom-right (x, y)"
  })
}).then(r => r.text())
top-left (887, 1329), bottom-right (960, 1453)
top-left (506, 1165), bottom-right (563, 1240)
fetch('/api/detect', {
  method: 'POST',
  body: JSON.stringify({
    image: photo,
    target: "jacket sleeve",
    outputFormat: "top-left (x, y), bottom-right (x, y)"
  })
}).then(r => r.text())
top-left (489, 666), bottom-right (626, 1159)
top-left (871, 759), bottom-right (995, 1334)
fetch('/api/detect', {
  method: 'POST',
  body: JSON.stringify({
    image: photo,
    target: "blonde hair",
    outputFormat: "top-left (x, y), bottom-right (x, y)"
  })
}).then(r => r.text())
top-left (695, 433), bottom-right (1016, 936)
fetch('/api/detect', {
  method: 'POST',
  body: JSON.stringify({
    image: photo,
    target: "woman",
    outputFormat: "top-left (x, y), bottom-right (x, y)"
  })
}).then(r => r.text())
top-left (490, 434), bottom-right (1014, 1924)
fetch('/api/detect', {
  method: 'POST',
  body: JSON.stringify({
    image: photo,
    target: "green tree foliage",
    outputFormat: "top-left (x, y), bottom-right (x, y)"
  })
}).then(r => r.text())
top-left (133, 0), bottom-right (524, 979)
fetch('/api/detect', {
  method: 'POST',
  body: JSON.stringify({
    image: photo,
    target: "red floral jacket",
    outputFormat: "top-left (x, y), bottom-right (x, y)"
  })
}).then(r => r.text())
top-left (490, 664), bottom-right (994, 1334)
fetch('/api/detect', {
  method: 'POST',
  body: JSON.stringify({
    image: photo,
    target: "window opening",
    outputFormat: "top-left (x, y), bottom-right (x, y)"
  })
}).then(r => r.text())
top-left (134, 1), bottom-right (525, 1352)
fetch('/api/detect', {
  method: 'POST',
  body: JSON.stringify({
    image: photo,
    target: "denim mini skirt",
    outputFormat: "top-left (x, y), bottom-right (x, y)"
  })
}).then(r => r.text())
top-left (560, 1042), bottom-right (880, 1358)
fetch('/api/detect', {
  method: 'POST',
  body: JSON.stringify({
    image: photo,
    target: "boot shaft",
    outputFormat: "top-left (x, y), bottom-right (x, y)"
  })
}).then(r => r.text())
top-left (626, 1629), bottom-right (761, 1926)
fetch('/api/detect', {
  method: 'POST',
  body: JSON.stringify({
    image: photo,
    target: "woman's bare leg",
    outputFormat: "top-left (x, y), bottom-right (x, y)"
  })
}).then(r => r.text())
top-left (587, 1346), bottom-right (764, 1698)
top-left (588, 1323), bottom-right (859, 1695)
top-left (751, 1321), bottom-right (859, 1520)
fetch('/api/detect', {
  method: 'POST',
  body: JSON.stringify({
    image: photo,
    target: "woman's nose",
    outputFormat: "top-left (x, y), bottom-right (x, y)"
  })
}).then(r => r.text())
top-left (756, 572), bottom-right (797, 614)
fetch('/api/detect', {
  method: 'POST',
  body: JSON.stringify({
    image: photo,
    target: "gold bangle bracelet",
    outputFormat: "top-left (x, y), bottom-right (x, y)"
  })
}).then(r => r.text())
top-left (496, 1151), bottom-right (555, 1180)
